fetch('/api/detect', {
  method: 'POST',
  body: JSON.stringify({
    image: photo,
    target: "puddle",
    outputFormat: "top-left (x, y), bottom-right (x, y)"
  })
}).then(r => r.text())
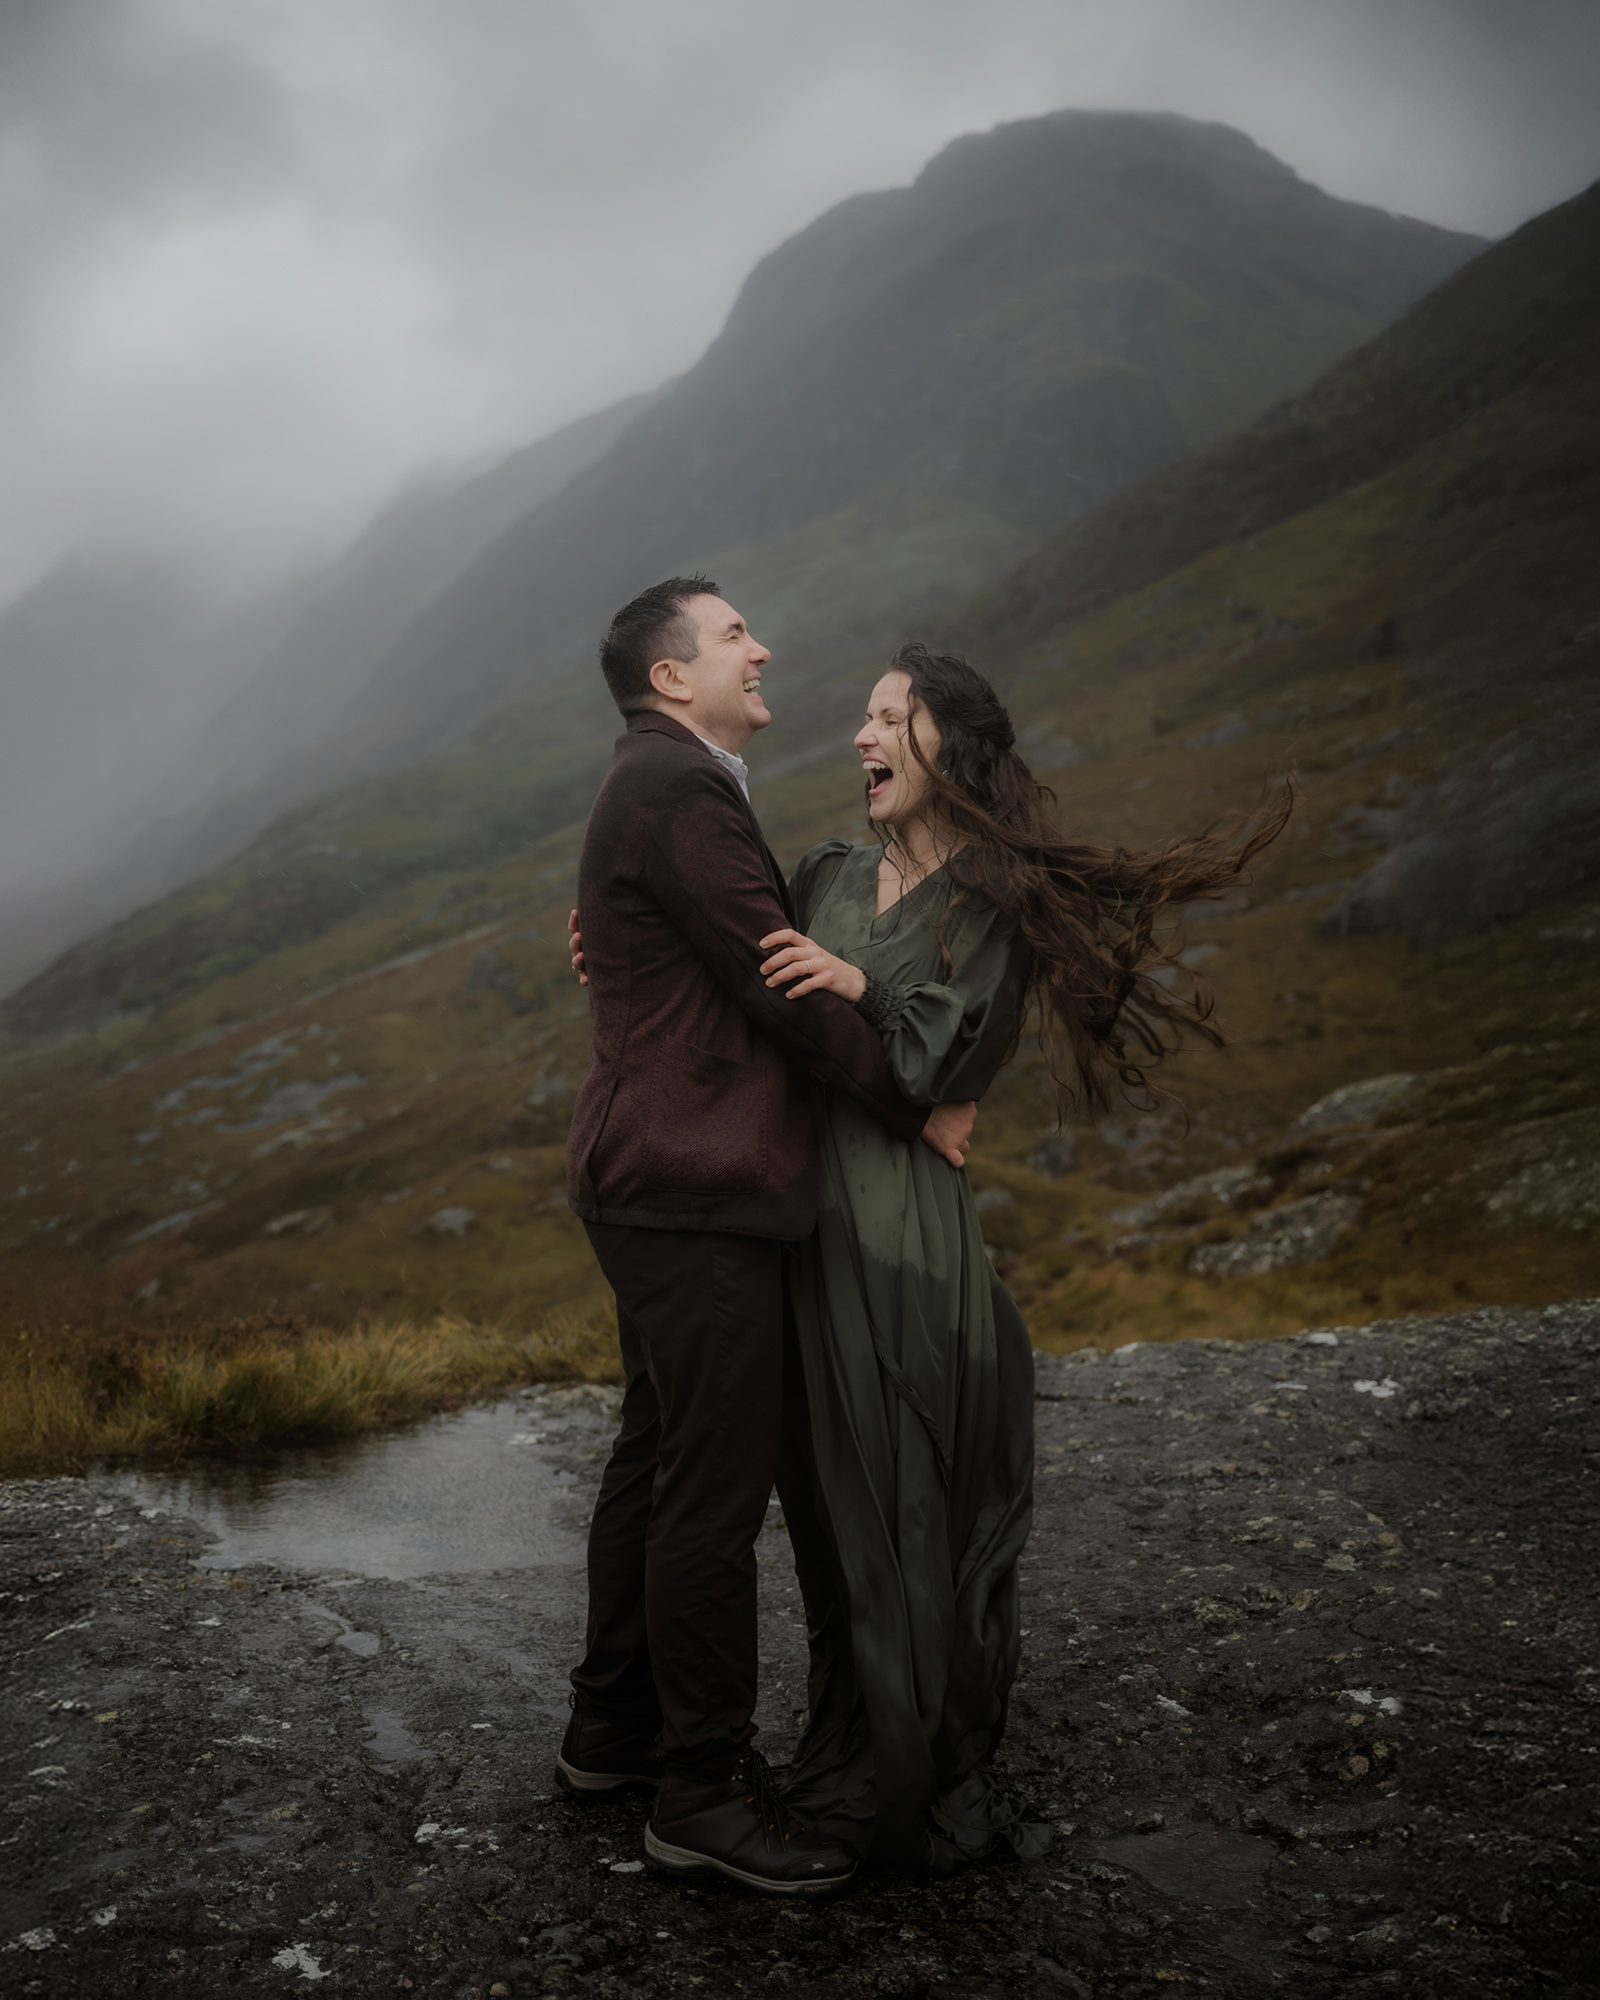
top-left (363, 1707), bottom-right (427, 1763)
top-left (95, 1396), bottom-right (595, 1578)
top-left (298, 1600), bottom-right (381, 1656)
top-left (1090, 1824), bottom-right (1275, 1908)
top-left (218, 1797), bottom-right (278, 1853)
top-left (90, 1849), bottom-right (142, 1876)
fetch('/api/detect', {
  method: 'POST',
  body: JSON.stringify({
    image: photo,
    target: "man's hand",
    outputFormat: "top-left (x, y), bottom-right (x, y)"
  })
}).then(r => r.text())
top-left (920, 1100), bottom-right (976, 1170)
top-left (568, 909), bottom-right (587, 986)
top-left (758, 927), bottom-right (867, 1004)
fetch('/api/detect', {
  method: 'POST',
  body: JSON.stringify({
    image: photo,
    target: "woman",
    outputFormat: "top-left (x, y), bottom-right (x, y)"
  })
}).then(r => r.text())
top-left (755, 643), bottom-right (1287, 1872)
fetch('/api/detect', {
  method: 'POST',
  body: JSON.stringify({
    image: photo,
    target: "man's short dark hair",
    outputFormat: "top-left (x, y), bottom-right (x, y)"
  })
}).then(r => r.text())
top-left (599, 575), bottom-right (720, 714)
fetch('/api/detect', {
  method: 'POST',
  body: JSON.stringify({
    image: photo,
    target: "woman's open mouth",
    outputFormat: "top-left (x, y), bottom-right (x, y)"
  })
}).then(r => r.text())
top-left (863, 760), bottom-right (892, 801)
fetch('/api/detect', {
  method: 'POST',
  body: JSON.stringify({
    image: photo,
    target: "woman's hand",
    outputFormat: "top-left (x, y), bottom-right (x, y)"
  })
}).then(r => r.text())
top-left (921, 1100), bottom-right (976, 1169)
top-left (568, 909), bottom-right (587, 986)
top-left (758, 928), bottom-right (867, 1004)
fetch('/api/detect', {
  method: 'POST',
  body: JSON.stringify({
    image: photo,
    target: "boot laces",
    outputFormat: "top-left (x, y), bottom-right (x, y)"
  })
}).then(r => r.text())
top-left (739, 1749), bottom-right (791, 1845)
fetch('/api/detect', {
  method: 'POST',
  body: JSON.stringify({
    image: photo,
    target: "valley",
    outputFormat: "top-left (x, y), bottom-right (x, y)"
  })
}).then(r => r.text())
top-left (1, 131), bottom-right (1595, 1476)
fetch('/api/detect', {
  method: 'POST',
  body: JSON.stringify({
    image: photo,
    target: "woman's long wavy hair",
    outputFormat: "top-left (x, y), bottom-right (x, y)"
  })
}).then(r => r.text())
top-left (877, 642), bottom-right (1291, 1113)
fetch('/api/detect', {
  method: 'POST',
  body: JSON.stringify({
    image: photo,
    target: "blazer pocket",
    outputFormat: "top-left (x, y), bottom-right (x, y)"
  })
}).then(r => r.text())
top-left (642, 1037), bottom-right (769, 1194)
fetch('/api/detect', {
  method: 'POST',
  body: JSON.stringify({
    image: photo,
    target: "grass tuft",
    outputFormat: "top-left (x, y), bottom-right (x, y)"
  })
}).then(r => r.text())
top-left (0, 1309), bottom-right (620, 1478)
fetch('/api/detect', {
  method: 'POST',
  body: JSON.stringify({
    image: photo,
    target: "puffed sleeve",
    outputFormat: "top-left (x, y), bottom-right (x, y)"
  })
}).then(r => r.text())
top-left (862, 900), bottom-right (1028, 1106)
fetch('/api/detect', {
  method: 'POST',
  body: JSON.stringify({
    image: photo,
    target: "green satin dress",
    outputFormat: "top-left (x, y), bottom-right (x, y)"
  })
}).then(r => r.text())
top-left (779, 841), bottom-right (1047, 1870)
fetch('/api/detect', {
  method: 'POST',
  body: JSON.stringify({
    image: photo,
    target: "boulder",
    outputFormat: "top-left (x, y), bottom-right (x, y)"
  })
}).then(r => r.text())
top-left (427, 1206), bottom-right (477, 1238)
top-left (1323, 757), bottom-right (1600, 937)
top-left (1187, 1191), bottom-right (1361, 1276)
top-left (1296, 1074), bottom-right (1417, 1131)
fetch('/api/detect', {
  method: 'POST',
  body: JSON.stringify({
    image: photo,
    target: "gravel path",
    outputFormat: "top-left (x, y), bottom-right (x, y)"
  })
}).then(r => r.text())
top-left (3, 1301), bottom-right (1597, 1999)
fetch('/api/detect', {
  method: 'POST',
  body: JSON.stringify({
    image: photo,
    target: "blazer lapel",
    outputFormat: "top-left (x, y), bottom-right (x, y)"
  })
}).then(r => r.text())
top-left (631, 709), bottom-right (796, 919)
top-left (734, 779), bottom-right (794, 921)
top-left (763, 842), bottom-right (797, 923)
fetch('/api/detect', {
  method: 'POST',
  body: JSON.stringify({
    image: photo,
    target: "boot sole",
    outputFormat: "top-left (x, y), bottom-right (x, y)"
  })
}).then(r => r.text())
top-left (644, 1823), bottom-right (855, 1897)
top-left (555, 1754), bottom-right (662, 1797)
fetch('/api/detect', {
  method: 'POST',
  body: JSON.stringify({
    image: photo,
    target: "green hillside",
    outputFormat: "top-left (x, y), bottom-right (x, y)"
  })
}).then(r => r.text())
top-left (2, 111), bottom-right (1479, 1037)
top-left (2, 182), bottom-right (1595, 1470)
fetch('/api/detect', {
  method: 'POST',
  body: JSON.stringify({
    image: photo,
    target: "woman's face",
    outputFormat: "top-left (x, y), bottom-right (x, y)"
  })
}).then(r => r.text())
top-left (855, 671), bottom-right (942, 829)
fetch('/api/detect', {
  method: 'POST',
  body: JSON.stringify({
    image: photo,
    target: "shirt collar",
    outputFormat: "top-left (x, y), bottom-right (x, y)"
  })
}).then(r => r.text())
top-left (681, 722), bottom-right (750, 800)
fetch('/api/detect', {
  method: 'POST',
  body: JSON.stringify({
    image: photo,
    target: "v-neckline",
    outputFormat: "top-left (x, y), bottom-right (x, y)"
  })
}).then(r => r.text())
top-left (871, 858), bottom-right (944, 927)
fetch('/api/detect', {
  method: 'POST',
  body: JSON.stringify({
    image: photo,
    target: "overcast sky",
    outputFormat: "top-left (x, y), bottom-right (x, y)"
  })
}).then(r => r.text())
top-left (2, 0), bottom-right (1597, 607)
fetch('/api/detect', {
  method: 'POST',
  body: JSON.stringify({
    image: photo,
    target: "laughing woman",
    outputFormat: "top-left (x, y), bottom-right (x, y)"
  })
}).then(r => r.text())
top-left (757, 643), bottom-right (1287, 1872)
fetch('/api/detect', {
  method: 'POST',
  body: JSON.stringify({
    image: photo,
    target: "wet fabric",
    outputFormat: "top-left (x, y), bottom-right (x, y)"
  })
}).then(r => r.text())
top-left (779, 841), bottom-right (1049, 1869)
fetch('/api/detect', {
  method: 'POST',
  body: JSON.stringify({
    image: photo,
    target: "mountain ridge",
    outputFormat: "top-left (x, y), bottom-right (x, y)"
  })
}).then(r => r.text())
top-left (0, 165), bottom-right (1594, 1358)
top-left (2, 109), bottom-right (1483, 1028)
top-left (340, 110), bottom-right (1477, 773)
top-left (953, 174), bottom-right (1600, 654)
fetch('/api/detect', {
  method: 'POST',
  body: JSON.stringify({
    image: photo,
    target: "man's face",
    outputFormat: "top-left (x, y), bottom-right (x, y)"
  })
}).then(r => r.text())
top-left (668, 596), bottom-right (772, 752)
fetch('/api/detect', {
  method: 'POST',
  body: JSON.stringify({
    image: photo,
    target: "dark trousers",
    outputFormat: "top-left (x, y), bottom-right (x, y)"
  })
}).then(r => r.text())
top-left (573, 1222), bottom-right (783, 1779)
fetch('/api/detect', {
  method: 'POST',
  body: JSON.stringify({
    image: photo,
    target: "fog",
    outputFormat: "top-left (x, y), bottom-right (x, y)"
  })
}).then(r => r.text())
top-left (0, 0), bottom-right (1596, 998)
top-left (3, 0), bottom-right (1597, 606)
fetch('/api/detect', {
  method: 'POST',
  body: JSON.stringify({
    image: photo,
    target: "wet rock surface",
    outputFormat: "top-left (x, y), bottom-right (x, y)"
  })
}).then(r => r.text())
top-left (3, 1305), bottom-right (1598, 1999)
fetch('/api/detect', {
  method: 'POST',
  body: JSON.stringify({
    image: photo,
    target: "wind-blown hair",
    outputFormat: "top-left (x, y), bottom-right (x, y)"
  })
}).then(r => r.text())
top-left (883, 642), bottom-right (1291, 1112)
top-left (599, 574), bottom-right (719, 714)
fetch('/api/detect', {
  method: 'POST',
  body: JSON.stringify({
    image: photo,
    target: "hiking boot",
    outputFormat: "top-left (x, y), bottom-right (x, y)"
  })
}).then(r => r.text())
top-left (645, 1750), bottom-right (856, 1896)
top-left (555, 1697), bottom-right (664, 1797)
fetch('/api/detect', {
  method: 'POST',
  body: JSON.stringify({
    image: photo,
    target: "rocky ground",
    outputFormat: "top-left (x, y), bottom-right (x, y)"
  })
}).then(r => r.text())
top-left (3, 1301), bottom-right (1597, 2000)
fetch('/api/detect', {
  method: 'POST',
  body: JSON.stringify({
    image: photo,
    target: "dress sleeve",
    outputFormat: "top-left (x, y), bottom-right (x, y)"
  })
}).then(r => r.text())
top-left (861, 902), bottom-right (1029, 1106)
top-left (790, 839), bottom-right (855, 930)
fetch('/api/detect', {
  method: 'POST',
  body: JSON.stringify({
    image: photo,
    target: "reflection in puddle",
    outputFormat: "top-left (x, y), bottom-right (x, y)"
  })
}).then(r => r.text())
top-left (299, 1600), bottom-right (381, 1656)
top-left (90, 1850), bottom-right (141, 1876)
top-left (95, 1395), bottom-right (592, 1578)
top-left (363, 1707), bottom-right (427, 1763)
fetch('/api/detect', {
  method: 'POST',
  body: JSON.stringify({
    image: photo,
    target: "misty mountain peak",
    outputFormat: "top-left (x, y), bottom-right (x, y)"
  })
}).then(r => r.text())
top-left (2, 106), bottom-right (1488, 1015)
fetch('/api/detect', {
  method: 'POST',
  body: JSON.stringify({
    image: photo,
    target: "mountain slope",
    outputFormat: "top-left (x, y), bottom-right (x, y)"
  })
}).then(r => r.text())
top-left (0, 178), bottom-right (1594, 1357)
top-left (7, 110), bottom-right (1482, 1029)
top-left (951, 176), bottom-right (1600, 937)
top-left (329, 109), bottom-right (1478, 773)
top-left (0, 558), bottom-right (341, 1006)
top-left (0, 388), bottom-right (659, 1000)
top-left (958, 173), bottom-right (1600, 651)
top-left (168, 387), bottom-right (662, 854)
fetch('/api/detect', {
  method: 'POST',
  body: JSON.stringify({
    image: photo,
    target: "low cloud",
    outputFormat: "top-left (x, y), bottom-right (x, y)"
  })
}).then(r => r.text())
top-left (1, 0), bottom-right (1596, 601)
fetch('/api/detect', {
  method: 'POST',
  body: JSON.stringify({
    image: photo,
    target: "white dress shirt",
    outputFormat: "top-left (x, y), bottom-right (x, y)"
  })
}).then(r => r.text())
top-left (683, 723), bottom-right (750, 801)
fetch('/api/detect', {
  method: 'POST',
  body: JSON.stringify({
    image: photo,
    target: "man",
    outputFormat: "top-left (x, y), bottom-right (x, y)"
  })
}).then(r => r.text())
top-left (560, 575), bottom-right (974, 1895)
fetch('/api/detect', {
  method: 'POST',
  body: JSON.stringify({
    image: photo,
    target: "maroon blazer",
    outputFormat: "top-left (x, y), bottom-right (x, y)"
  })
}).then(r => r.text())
top-left (566, 711), bottom-right (927, 1238)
